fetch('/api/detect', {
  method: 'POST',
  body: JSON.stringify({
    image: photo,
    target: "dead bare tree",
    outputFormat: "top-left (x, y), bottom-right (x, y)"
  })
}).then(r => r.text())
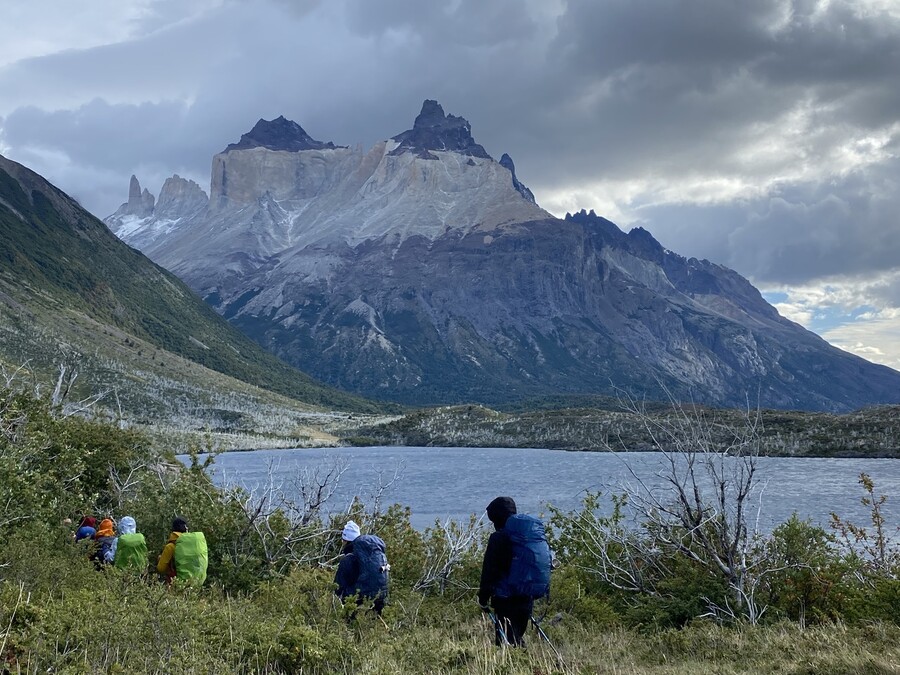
top-left (415, 514), bottom-right (485, 594)
top-left (295, 459), bottom-right (349, 526)
top-left (51, 360), bottom-right (77, 407)
top-left (109, 461), bottom-right (148, 510)
top-left (1, 361), bottom-right (31, 390)
top-left (367, 461), bottom-right (405, 527)
top-left (569, 388), bottom-right (771, 623)
top-left (232, 457), bottom-right (350, 574)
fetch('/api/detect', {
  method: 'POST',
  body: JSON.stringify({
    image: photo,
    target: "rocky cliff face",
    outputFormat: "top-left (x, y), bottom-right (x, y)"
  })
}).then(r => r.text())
top-left (156, 175), bottom-right (209, 219)
top-left (499, 153), bottom-right (536, 204)
top-left (105, 101), bottom-right (900, 411)
top-left (107, 174), bottom-right (209, 253)
top-left (117, 175), bottom-right (155, 218)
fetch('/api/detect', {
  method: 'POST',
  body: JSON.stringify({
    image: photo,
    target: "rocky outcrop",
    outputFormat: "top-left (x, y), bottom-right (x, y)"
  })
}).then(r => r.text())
top-left (390, 100), bottom-right (491, 159)
top-left (224, 116), bottom-right (343, 153)
top-left (155, 175), bottom-right (209, 219)
top-left (106, 175), bottom-right (209, 252)
top-left (114, 175), bottom-right (155, 218)
top-left (499, 153), bottom-right (536, 204)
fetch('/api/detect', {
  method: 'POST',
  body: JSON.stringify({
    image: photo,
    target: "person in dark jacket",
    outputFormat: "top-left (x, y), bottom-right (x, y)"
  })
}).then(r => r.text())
top-left (334, 520), bottom-right (387, 614)
top-left (478, 496), bottom-right (532, 646)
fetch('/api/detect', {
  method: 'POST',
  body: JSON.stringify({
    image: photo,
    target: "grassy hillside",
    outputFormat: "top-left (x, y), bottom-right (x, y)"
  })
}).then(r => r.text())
top-left (0, 155), bottom-right (391, 424)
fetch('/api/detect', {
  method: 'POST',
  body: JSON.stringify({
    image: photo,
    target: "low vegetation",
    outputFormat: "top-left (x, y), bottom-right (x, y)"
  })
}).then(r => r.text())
top-left (2, 382), bottom-right (899, 673)
top-left (356, 401), bottom-right (900, 457)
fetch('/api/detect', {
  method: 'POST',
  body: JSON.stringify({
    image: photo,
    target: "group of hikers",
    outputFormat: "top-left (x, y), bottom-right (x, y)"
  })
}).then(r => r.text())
top-left (335, 495), bottom-right (552, 647)
top-left (73, 495), bottom-right (549, 646)
top-left (73, 515), bottom-right (208, 584)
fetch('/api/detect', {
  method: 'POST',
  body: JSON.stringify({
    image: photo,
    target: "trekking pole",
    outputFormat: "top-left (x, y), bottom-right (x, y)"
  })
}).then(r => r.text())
top-left (531, 615), bottom-right (565, 667)
top-left (487, 611), bottom-right (509, 645)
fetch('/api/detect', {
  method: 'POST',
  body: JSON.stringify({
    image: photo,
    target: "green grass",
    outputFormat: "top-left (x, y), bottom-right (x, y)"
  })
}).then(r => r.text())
top-left (3, 567), bottom-right (899, 674)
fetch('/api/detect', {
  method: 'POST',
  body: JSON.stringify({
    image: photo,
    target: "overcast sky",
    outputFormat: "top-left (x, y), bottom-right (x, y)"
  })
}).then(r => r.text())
top-left (1, 0), bottom-right (899, 370)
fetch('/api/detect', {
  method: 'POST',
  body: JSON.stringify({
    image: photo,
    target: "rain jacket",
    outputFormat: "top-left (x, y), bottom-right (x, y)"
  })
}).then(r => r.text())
top-left (93, 518), bottom-right (117, 564)
top-left (334, 541), bottom-right (359, 599)
top-left (479, 497), bottom-right (518, 606)
top-left (156, 531), bottom-right (182, 579)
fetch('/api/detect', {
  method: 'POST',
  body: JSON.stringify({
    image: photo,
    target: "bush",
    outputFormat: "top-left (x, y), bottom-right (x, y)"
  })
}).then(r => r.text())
top-left (763, 514), bottom-right (850, 624)
top-left (4, 387), bottom-right (900, 672)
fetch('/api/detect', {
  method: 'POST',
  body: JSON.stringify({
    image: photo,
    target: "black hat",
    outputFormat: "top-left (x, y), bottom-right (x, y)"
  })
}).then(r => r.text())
top-left (486, 496), bottom-right (517, 529)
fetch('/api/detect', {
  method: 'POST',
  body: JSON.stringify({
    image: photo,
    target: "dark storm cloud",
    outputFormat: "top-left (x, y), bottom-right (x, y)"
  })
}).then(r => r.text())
top-left (514, 0), bottom-right (900, 189)
top-left (637, 157), bottom-right (900, 287)
top-left (3, 100), bottom-right (207, 173)
top-left (342, 0), bottom-right (537, 46)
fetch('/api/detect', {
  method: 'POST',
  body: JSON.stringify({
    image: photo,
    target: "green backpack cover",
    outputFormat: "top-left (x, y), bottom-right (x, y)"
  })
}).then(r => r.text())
top-left (173, 531), bottom-right (208, 585)
top-left (114, 532), bottom-right (148, 570)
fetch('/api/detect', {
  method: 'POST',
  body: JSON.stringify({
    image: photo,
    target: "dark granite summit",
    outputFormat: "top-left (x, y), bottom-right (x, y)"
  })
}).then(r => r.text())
top-left (499, 153), bottom-right (536, 203)
top-left (390, 100), bottom-right (492, 159)
top-left (224, 116), bottom-right (342, 153)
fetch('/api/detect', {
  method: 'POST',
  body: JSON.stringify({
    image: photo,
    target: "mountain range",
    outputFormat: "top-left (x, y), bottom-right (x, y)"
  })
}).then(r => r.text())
top-left (0, 153), bottom-right (384, 441)
top-left (105, 100), bottom-right (900, 412)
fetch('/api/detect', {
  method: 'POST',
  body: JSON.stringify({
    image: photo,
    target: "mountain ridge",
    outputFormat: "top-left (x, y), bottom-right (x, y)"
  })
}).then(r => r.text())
top-left (104, 101), bottom-right (900, 412)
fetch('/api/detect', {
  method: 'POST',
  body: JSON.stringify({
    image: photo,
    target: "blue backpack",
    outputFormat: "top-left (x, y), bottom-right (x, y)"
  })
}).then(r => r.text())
top-left (91, 536), bottom-right (116, 565)
top-left (352, 535), bottom-right (390, 600)
top-left (495, 514), bottom-right (552, 599)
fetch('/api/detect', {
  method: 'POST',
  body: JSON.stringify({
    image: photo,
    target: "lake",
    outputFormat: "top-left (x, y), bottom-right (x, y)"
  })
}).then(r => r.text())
top-left (190, 446), bottom-right (900, 532)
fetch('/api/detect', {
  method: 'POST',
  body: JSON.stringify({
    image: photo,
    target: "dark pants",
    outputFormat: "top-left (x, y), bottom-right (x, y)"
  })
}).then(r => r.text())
top-left (339, 592), bottom-right (386, 617)
top-left (492, 596), bottom-right (533, 646)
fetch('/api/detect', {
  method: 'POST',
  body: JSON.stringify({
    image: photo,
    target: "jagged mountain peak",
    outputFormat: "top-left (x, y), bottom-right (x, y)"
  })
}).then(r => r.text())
top-left (128, 175), bottom-right (141, 201)
top-left (565, 208), bottom-right (624, 238)
top-left (156, 174), bottom-right (208, 216)
top-left (390, 99), bottom-right (491, 160)
top-left (224, 115), bottom-right (343, 153)
top-left (499, 153), bottom-right (536, 203)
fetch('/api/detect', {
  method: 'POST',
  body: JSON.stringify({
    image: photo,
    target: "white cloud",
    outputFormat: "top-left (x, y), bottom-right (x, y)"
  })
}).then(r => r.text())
top-left (0, 1), bottom-right (148, 68)
top-left (822, 313), bottom-right (900, 370)
top-left (762, 275), bottom-right (900, 371)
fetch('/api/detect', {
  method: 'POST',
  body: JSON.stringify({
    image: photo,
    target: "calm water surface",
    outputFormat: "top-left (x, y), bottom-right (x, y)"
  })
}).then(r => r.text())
top-left (190, 446), bottom-right (900, 531)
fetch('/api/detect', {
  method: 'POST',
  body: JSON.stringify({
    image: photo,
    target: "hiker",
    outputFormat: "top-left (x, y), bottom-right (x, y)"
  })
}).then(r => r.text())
top-left (74, 516), bottom-right (97, 542)
top-left (156, 517), bottom-right (208, 585)
top-left (478, 496), bottom-right (552, 646)
top-left (91, 517), bottom-right (117, 567)
top-left (156, 517), bottom-right (187, 582)
top-left (113, 516), bottom-right (149, 571)
top-left (334, 520), bottom-right (390, 614)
